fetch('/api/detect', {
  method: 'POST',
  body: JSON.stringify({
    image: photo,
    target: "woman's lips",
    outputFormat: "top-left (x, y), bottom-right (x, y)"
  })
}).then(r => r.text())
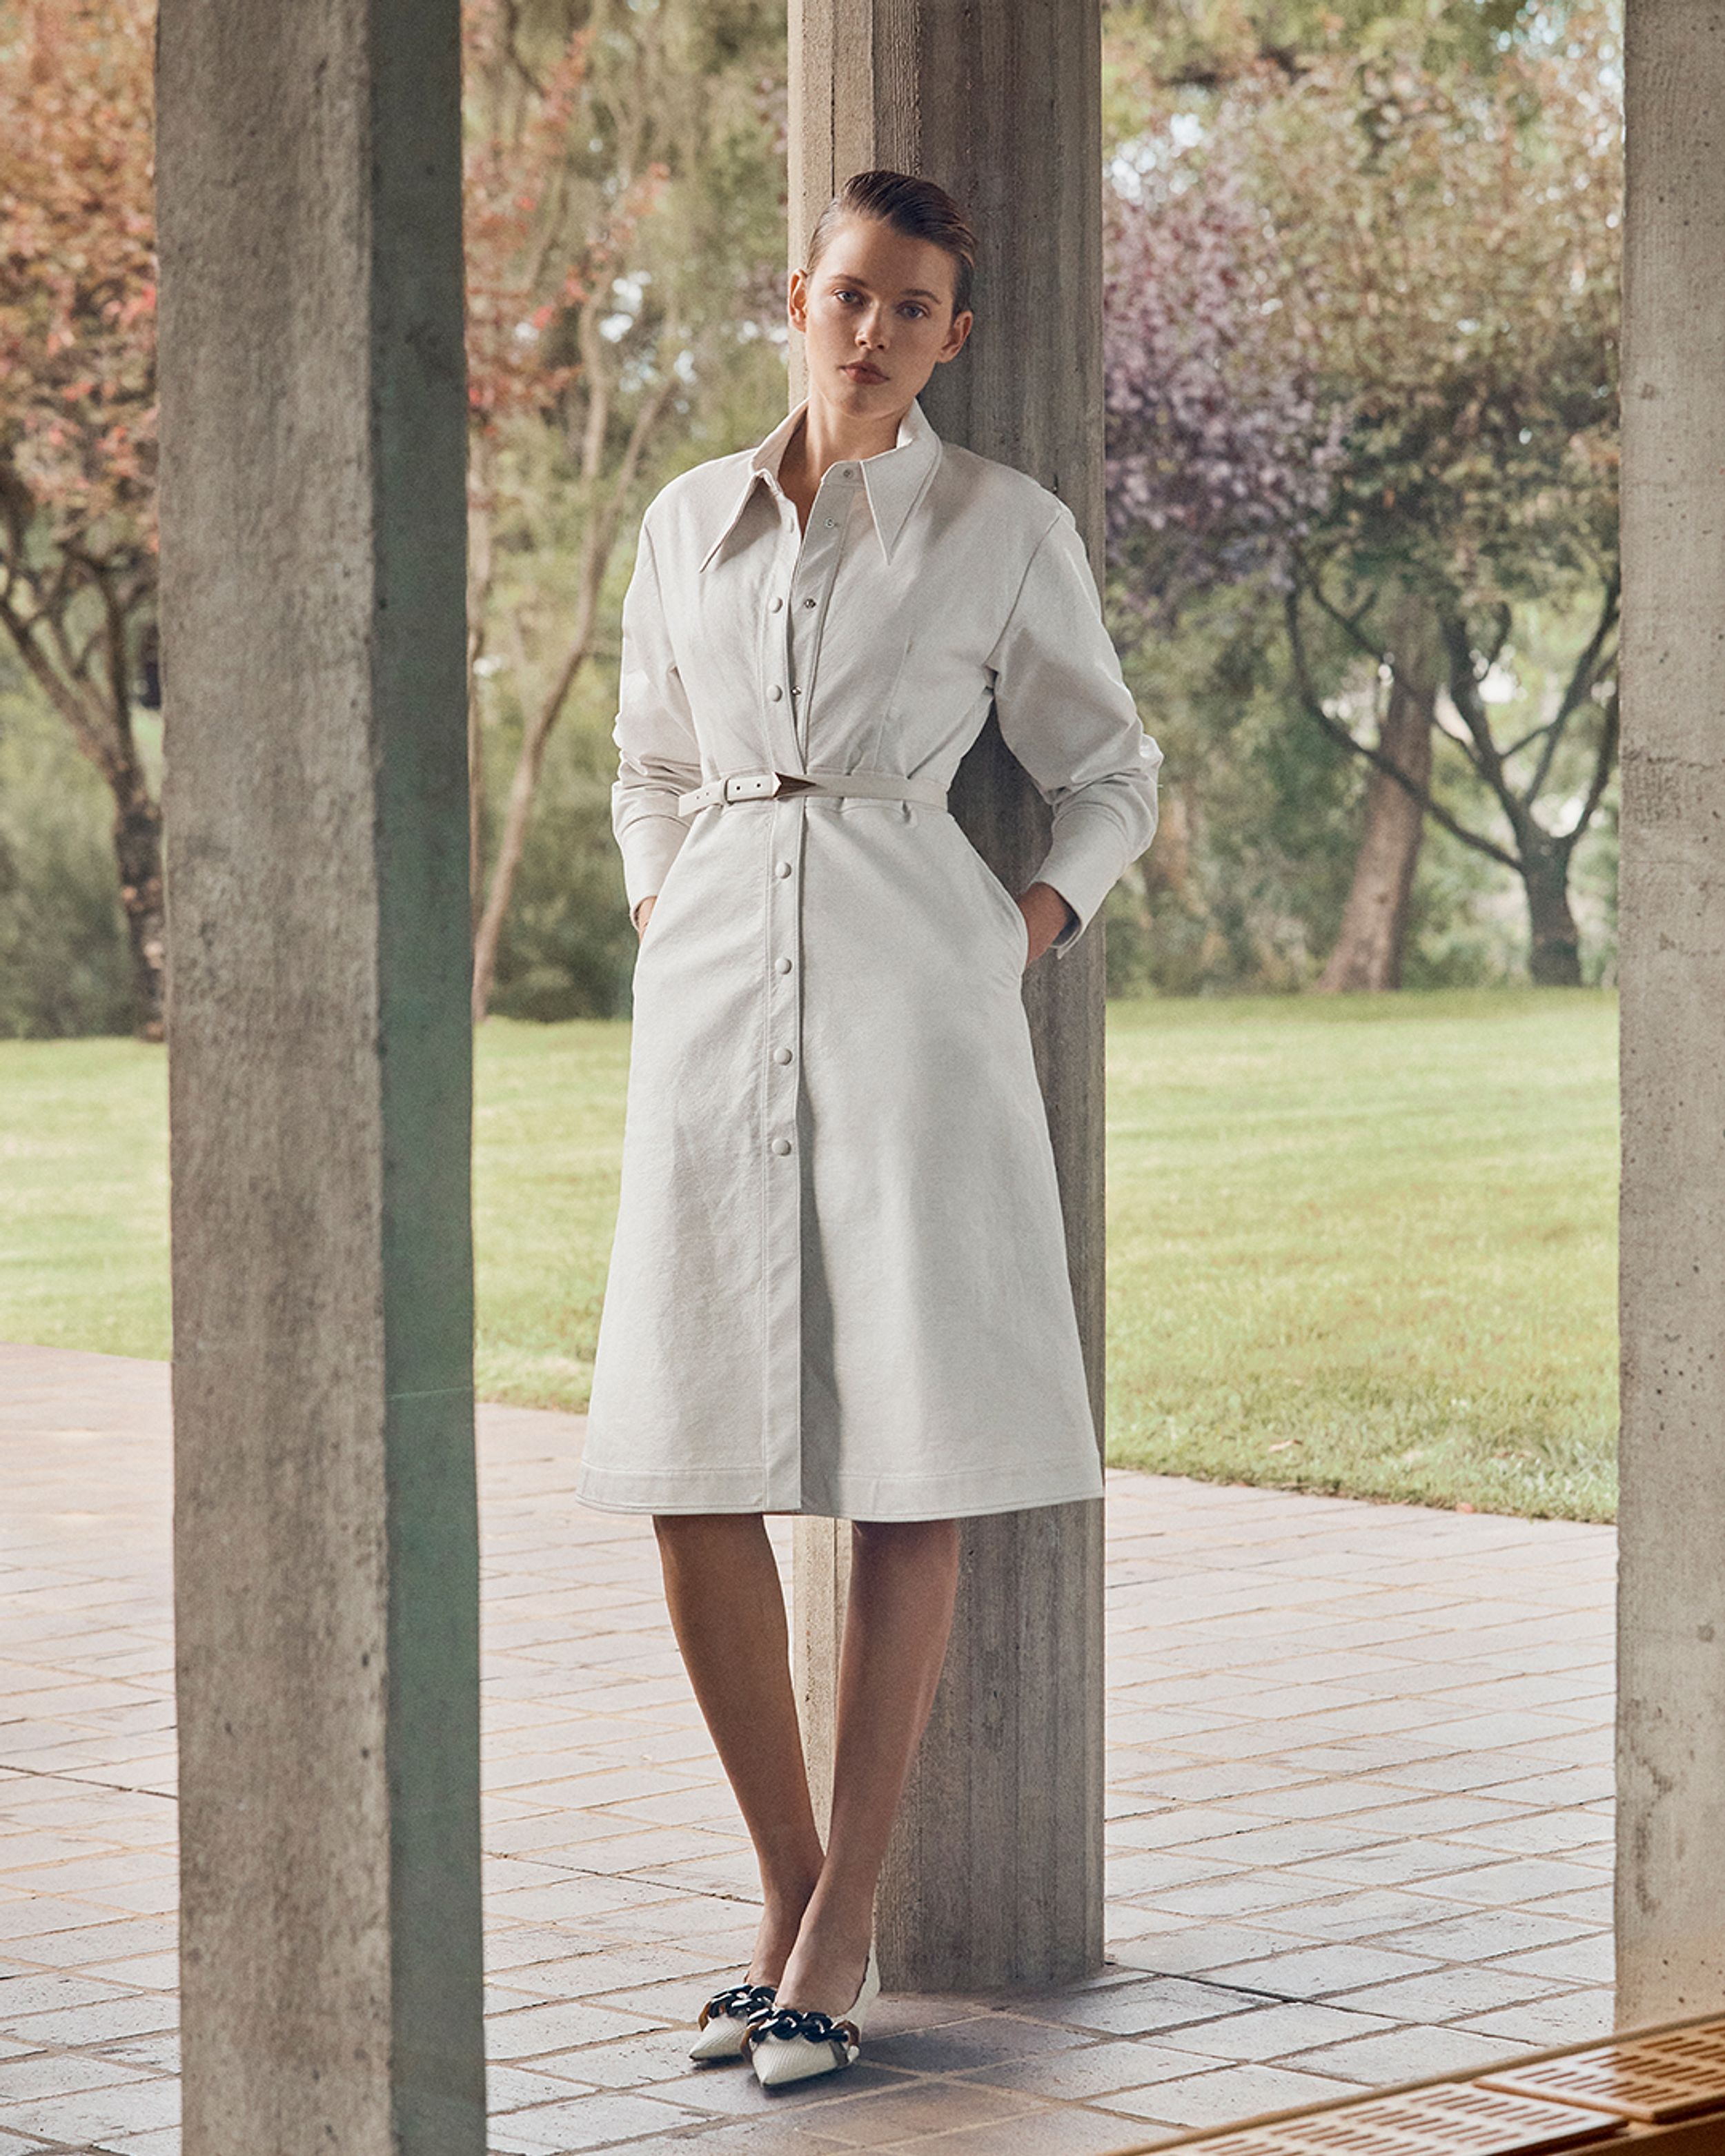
top-left (843, 362), bottom-right (886, 383)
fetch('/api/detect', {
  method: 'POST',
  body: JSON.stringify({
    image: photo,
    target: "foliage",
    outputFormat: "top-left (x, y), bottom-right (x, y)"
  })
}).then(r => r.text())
top-left (0, 0), bottom-right (164, 1031)
top-left (0, 0), bottom-right (786, 1033)
top-left (1103, 1), bottom-right (1621, 983)
top-left (1103, 173), bottom-right (1343, 620)
top-left (0, 671), bottom-right (135, 1039)
top-left (462, 0), bottom-right (787, 1018)
top-left (0, 0), bottom-right (155, 541)
top-left (1105, 0), bottom-right (1553, 112)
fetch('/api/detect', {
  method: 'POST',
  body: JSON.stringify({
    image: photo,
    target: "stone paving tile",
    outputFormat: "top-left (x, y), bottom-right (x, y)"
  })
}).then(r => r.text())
top-left (1319, 1966), bottom-right (1564, 2022)
top-left (907, 2105), bottom-right (1185, 2154)
top-left (1492, 1932), bottom-right (1615, 1986)
top-left (1096, 2061), bottom-right (1364, 2127)
top-left (0, 1345), bottom-right (1617, 2154)
top-left (490, 2089), bottom-right (709, 2150)
top-left (1450, 1991), bottom-right (1617, 2049)
top-left (1147, 2002), bottom-right (1399, 2063)
top-left (1277, 2021), bottom-right (1528, 2084)
top-left (1532, 1886), bottom-right (1613, 1927)
top-left (1241, 1888), bottom-right (1468, 1945)
top-left (949, 2037), bottom-right (1239, 2099)
top-left (1201, 1944), bottom-right (1444, 1999)
top-left (1107, 1926), bottom-right (1290, 1974)
top-left (771, 2075), bottom-right (1050, 2146)
top-left (1447, 1810), bottom-right (1613, 1857)
top-left (1367, 1907), bottom-right (1598, 1962)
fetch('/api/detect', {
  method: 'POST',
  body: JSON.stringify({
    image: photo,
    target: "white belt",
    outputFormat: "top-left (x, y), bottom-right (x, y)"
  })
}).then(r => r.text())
top-left (676, 767), bottom-right (949, 818)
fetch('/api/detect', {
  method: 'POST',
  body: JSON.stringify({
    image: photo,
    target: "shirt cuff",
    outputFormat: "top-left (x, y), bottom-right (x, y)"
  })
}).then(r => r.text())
top-left (1032, 805), bottom-right (1134, 956)
top-left (618, 813), bottom-right (689, 914)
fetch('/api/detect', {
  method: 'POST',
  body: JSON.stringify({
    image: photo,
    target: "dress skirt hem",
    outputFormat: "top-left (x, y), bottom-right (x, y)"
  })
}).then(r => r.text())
top-left (573, 1455), bottom-right (1105, 1522)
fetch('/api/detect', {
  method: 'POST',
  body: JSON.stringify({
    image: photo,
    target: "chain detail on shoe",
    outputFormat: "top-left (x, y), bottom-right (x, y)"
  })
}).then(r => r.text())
top-left (698, 1982), bottom-right (777, 2030)
top-left (744, 2004), bottom-right (861, 2053)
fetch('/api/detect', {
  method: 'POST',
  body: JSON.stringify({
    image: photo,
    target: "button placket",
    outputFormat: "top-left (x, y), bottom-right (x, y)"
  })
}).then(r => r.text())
top-left (755, 463), bottom-right (854, 1505)
top-left (785, 469), bottom-right (855, 753)
top-left (759, 795), bottom-right (807, 1509)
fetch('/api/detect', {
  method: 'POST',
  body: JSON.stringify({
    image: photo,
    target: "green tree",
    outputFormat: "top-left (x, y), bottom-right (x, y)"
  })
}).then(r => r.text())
top-left (462, 0), bottom-right (785, 1020)
top-left (1104, 0), bottom-right (1621, 988)
top-left (0, 0), bottom-right (162, 1034)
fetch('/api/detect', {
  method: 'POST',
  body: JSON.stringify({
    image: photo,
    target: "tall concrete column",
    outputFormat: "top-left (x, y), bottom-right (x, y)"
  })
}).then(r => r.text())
top-left (156, 1), bottom-right (485, 2148)
top-left (1617, 0), bottom-right (1725, 2028)
top-left (789, 0), bottom-right (1107, 1988)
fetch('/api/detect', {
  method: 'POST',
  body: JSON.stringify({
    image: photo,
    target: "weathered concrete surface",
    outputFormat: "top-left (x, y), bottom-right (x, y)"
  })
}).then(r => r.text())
top-left (1617, 0), bottom-right (1725, 2029)
top-left (154, 0), bottom-right (484, 2147)
top-left (789, 0), bottom-right (1109, 1988)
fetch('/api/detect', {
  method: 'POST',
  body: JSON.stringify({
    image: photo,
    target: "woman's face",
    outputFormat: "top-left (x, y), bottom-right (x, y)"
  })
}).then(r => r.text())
top-left (789, 215), bottom-right (972, 421)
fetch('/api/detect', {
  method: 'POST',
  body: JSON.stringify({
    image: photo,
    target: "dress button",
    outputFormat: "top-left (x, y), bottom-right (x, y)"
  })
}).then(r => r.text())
top-left (824, 517), bottom-right (838, 529)
top-left (803, 597), bottom-right (817, 609)
top-left (771, 1136), bottom-right (793, 1156)
top-left (770, 596), bottom-right (784, 613)
top-left (773, 860), bottom-right (793, 878)
top-left (774, 1047), bottom-right (793, 1065)
top-left (775, 956), bottom-right (793, 973)
top-left (768, 684), bottom-right (783, 701)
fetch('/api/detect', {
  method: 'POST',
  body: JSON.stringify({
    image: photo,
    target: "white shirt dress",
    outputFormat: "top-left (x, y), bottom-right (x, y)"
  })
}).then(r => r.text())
top-left (575, 394), bottom-right (1162, 1521)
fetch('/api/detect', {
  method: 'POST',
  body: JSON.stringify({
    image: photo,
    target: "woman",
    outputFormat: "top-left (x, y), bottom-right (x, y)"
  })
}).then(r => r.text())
top-left (576, 170), bottom-right (1161, 2089)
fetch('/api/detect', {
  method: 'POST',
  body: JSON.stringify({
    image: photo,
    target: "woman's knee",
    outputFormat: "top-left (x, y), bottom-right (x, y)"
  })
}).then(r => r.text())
top-left (653, 1510), bottom-right (769, 1545)
top-left (851, 1515), bottom-right (958, 1558)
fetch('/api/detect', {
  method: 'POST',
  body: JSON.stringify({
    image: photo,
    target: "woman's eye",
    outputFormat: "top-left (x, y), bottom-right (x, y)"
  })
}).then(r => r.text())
top-left (901, 304), bottom-right (927, 319)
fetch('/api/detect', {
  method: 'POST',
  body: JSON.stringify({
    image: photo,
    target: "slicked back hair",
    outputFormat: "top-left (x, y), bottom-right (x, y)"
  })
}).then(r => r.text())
top-left (805, 170), bottom-right (977, 319)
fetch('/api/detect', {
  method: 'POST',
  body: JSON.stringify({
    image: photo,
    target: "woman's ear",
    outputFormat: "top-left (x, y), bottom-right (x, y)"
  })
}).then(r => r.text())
top-left (937, 308), bottom-right (974, 364)
top-left (787, 268), bottom-right (809, 335)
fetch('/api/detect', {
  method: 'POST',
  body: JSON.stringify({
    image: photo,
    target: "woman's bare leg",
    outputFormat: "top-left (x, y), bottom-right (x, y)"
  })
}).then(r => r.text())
top-left (652, 1514), bottom-right (825, 1983)
top-left (775, 1516), bottom-right (961, 2013)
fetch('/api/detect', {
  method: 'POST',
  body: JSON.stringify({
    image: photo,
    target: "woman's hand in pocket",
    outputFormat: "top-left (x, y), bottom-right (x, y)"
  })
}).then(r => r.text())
top-left (1016, 881), bottom-right (1076, 967)
top-left (633, 894), bottom-right (658, 939)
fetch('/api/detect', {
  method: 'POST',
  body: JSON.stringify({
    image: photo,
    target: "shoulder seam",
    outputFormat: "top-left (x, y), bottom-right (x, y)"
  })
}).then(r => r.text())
top-left (986, 506), bottom-right (1070, 670)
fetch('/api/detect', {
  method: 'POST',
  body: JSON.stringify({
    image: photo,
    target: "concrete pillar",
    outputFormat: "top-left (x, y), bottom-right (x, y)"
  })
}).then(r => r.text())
top-left (155, 0), bottom-right (485, 2147)
top-left (789, 0), bottom-right (1107, 1988)
top-left (1617, 0), bottom-right (1725, 2028)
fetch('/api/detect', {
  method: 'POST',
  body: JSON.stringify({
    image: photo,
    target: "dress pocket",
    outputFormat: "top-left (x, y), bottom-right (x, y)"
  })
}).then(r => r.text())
top-left (970, 846), bottom-right (1029, 971)
top-left (633, 841), bottom-right (691, 964)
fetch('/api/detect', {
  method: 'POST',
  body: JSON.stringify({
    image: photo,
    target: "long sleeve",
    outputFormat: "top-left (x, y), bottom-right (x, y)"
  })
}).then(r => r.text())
top-left (611, 516), bottom-right (703, 916)
top-left (987, 503), bottom-right (1163, 955)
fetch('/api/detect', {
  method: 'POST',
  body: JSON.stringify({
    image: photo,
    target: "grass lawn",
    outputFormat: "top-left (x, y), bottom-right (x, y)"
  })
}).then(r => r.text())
top-left (1106, 988), bottom-right (1617, 1522)
top-left (0, 986), bottom-right (1617, 1519)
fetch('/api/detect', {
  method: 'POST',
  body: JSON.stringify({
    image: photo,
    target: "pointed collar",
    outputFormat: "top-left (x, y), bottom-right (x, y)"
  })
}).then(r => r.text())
top-left (697, 395), bottom-right (942, 571)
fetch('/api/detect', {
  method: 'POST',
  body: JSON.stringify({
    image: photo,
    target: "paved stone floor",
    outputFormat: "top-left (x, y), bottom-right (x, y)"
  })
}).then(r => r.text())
top-left (0, 1344), bottom-right (1615, 2155)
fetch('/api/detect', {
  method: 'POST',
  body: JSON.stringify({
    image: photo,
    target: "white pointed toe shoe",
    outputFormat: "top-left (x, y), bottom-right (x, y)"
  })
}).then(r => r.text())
top-left (689, 1979), bottom-right (778, 2063)
top-left (745, 1944), bottom-right (880, 2089)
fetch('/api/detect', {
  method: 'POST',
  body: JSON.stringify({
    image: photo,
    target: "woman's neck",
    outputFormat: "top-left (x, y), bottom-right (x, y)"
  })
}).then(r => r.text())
top-left (780, 393), bottom-right (907, 510)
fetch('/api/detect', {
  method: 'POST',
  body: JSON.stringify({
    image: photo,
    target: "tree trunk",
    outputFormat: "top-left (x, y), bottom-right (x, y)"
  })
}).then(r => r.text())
top-left (1524, 844), bottom-right (1583, 985)
top-left (466, 433), bottom-right (497, 933)
top-left (1317, 596), bottom-right (1439, 993)
top-left (467, 365), bottom-right (679, 1022)
top-left (113, 773), bottom-right (166, 1040)
top-left (468, 603), bottom-right (600, 1023)
top-left (0, 593), bottom-right (166, 1038)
